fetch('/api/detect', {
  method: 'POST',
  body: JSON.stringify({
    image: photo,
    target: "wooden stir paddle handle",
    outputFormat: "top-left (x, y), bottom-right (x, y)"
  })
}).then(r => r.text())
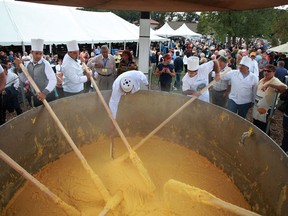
top-left (0, 149), bottom-right (80, 215)
top-left (18, 63), bottom-right (111, 202)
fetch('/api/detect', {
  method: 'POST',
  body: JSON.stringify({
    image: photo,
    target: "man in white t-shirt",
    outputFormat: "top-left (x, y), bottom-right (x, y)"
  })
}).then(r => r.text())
top-left (109, 70), bottom-right (148, 119)
top-left (21, 52), bottom-right (31, 67)
top-left (182, 56), bottom-right (220, 103)
top-left (221, 56), bottom-right (258, 118)
top-left (249, 52), bottom-right (259, 79)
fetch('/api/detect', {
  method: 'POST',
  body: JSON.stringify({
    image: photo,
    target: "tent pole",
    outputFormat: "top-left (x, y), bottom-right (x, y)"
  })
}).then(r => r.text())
top-left (108, 42), bottom-right (112, 54)
top-left (138, 11), bottom-right (150, 76)
top-left (136, 42), bottom-right (139, 58)
top-left (21, 41), bottom-right (25, 54)
top-left (49, 45), bottom-right (52, 55)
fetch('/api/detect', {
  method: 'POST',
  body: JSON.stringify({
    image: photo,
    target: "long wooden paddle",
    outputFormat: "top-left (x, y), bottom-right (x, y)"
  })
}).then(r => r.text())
top-left (0, 149), bottom-right (80, 215)
top-left (83, 64), bottom-right (155, 192)
top-left (164, 179), bottom-right (261, 216)
top-left (17, 62), bottom-right (111, 202)
top-left (116, 68), bottom-right (232, 162)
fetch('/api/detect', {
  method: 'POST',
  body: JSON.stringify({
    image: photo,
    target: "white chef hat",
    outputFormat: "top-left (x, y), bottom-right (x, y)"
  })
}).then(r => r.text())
top-left (187, 56), bottom-right (199, 71)
top-left (31, 39), bottom-right (44, 52)
top-left (67, 40), bottom-right (79, 52)
top-left (240, 56), bottom-right (251, 68)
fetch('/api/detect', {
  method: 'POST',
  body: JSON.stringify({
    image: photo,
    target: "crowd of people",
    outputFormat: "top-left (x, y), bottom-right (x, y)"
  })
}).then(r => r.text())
top-left (149, 38), bottom-right (288, 153)
top-left (0, 37), bottom-right (288, 153)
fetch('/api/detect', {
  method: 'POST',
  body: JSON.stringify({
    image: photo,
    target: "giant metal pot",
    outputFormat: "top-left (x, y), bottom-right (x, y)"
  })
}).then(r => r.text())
top-left (0, 91), bottom-right (287, 215)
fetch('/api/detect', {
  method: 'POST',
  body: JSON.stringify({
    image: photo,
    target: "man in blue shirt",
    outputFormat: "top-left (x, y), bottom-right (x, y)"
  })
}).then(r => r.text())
top-left (173, 51), bottom-right (183, 89)
top-left (275, 61), bottom-right (288, 83)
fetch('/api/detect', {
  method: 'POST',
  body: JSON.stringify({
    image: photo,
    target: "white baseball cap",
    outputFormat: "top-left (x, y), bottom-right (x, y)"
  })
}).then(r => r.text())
top-left (120, 77), bottom-right (134, 93)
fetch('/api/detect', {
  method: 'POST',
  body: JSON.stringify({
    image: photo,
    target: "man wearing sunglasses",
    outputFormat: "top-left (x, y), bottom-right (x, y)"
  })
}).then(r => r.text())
top-left (252, 64), bottom-right (287, 134)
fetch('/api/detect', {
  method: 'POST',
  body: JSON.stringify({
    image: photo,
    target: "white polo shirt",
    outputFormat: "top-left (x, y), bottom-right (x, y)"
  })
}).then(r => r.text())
top-left (109, 70), bottom-right (148, 119)
top-left (182, 61), bottom-right (214, 102)
top-left (6, 71), bottom-right (19, 89)
top-left (221, 70), bottom-right (258, 104)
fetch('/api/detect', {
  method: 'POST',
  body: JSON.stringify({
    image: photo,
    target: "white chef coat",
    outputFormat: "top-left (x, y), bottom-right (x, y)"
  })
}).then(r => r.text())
top-left (221, 70), bottom-right (258, 104)
top-left (182, 61), bottom-right (214, 102)
top-left (62, 53), bottom-right (87, 93)
top-left (109, 70), bottom-right (148, 119)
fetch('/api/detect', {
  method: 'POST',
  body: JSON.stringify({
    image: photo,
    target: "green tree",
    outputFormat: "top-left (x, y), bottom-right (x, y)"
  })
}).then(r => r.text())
top-left (198, 9), bottom-right (276, 46)
top-left (176, 12), bottom-right (199, 22)
top-left (271, 9), bottom-right (288, 44)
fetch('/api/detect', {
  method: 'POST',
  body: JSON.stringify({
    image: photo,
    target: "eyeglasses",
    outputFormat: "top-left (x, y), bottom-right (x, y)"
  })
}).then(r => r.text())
top-left (263, 69), bottom-right (273, 73)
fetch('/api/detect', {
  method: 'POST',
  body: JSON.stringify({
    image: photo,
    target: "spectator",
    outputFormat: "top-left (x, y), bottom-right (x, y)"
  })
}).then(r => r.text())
top-left (211, 56), bottom-right (231, 108)
top-left (87, 45), bottom-right (116, 90)
top-left (173, 51), bottom-right (183, 89)
top-left (258, 53), bottom-right (269, 80)
top-left (21, 52), bottom-right (31, 67)
top-left (117, 50), bottom-right (138, 77)
top-left (275, 61), bottom-right (288, 83)
top-left (55, 59), bottom-right (64, 98)
top-left (150, 52), bottom-right (157, 74)
top-left (253, 64), bottom-right (286, 134)
top-left (0, 64), bottom-right (7, 125)
top-left (2, 64), bottom-right (22, 116)
top-left (155, 54), bottom-right (176, 92)
top-left (279, 89), bottom-right (288, 153)
top-left (249, 52), bottom-right (259, 79)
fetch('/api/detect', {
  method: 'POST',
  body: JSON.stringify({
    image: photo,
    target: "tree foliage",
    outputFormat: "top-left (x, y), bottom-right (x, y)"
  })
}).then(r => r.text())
top-left (271, 9), bottom-right (288, 44)
top-left (197, 8), bottom-right (288, 45)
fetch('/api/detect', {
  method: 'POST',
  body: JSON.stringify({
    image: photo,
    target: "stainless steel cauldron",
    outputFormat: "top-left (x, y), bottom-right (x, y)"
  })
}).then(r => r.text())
top-left (0, 91), bottom-right (287, 215)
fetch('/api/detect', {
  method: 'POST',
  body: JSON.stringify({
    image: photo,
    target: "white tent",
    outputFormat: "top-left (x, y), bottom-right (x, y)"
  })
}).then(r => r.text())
top-left (0, 0), bottom-right (167, 46)
top-left (174, 23), bottom-right (201, 38)
top-left (268, 43), bottom-right (288, 53)
top-left (154, 22), bottom-right (177, 38)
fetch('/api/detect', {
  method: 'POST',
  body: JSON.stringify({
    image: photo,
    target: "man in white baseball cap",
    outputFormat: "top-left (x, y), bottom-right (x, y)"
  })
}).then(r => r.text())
top-left (182, 56), bottom-right (220, 102)
top-left (109, 70), bottom-right (148, 119)
top-left (62, 40), bottom-right (91, 97)
top-left (221, 56), bottom-right (258, 118)
top-left (14, 39), bottom-right (57, 107)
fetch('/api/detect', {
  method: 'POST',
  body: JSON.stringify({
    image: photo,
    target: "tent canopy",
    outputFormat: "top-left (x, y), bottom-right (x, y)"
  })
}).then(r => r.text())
top-left (0, 0), bottom-right (167, 46)
top-left (174, 23), bottom-right (202, 38)
top-left (154, 22), bottom-right (177, 37)
top-left (268, 43), bottom-right (288, 53)
top-left (16, 0), bottom-right (288, 12)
